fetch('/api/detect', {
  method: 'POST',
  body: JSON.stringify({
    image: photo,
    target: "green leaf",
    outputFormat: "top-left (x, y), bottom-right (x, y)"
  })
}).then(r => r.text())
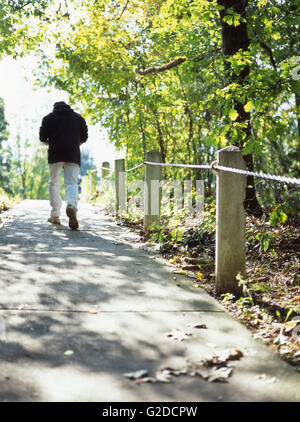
top-left (290, 81), bottom-right (300, 94)
top-left (263, 239), bottom-right (270, 252)
top-left (244, 101), bottom-right (253, 112)
top-left (229, 109), bottom-right (238, 121)
top-left (269, 206), bottom-right (288, 226)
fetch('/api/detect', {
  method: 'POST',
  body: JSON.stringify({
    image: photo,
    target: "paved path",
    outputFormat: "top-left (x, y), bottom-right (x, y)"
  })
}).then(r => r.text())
top-left (0, 200), bottom-right (299, 402)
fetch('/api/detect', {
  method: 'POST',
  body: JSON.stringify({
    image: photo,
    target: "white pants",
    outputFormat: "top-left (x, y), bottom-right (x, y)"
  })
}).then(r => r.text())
top-left (48, 162), bottom-right (80, 217)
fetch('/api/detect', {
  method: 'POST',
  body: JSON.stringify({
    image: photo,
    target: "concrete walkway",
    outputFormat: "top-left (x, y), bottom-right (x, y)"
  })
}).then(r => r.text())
top-left (0, 200), bottom-right (299, 402)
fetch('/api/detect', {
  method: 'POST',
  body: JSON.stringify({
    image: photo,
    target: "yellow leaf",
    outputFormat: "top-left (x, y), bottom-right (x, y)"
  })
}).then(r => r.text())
top-left (169, 256), bottom-right (180, 264)
top-left (197, 272), bottom-right (204, 280)
top-left (89, 310), bottom-right (99, 314)
top-left (244, 101), bottom-right (253, 113)
top-left (292, 296), bottom-right (300, 302)
top-left (271, 33), bottom-right (281, 40)
top-left (229, 108), bottom-right (238, 121)
top-left (219, 135), bottom-right (227, 147)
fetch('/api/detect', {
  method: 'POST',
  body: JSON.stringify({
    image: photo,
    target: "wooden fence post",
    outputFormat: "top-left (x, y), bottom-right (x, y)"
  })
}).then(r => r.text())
top-left (100, 161), bottom-right (110, 192)
top-left (115, 158), bottom-right (126, 215)
top-left (216, 146), bottom-right (247, 297)
top-left (80, 175), bottom-right (89, 201)
top-left (101, 161), bottom-right (110, 179)
top-left (89, 169), bottom-right (98, 193)
top-left (143, 150), bottom-right (162, 232)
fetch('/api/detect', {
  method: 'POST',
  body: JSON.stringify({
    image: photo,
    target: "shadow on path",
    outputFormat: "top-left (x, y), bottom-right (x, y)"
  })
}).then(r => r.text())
top-left (0, 200), bottom-right (299, 402)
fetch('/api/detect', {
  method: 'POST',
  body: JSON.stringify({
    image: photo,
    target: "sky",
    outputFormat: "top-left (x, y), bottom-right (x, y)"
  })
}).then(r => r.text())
top-left (0, 54), bottom-right (121, 171)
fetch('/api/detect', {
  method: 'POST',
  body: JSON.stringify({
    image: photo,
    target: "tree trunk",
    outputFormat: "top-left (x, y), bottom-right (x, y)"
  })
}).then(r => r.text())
top-left (218, 0), bottom-right (263, 216)
top-left (153, 110), bottom-right (166, 163)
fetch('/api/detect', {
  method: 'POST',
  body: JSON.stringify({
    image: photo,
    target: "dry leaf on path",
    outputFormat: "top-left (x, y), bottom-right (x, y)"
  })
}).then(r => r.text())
top-left (159, 367), bottom-right (188, 377)
top-left (136, 377), bottom-right (157, 383)
top-left (206, 367), bottom-right (233, 382)
top-left (188, 323), bottom-right (207, 329)
top-left (191, 364), bottom-right (232, 382)
top-left (166, 329), bottom-right (192, 342)
top-left (202, 348), bottom-right (244, 366)
top-left (155, 372), bottom-right (173, 383)
top-left (123, 369), bottom-right (148, 380)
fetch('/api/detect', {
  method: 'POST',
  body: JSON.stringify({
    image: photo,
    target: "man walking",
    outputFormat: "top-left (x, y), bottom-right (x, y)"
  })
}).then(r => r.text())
top-left (39, 101), bottom-right (88, 229)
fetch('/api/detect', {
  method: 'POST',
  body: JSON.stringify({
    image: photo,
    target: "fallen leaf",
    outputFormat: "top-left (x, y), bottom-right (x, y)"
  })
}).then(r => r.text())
top-left (202, 349), bottom-right (243, 366)
top-left (188, 323), bottom-right (207, 329)
top-left (160, 367), bottom-right (187, 377)
top-left (89, 310), bottom-right (98, 314)
top-left (123, 369), bottom-right (148, 380)
top-left (207, 367), bottom-right (233, 382)
top-left (169, 256), bottom-right (181, 264)
top-left (279, 347), bottom-right (290, 355)
top-left (155, 372), bottom-right (173, 383)
top-left (196, 272), bottom-right (204, 280)
top-left (166, 329), bottom-right (192, 342)
top-left (273, 333), bottom-right (288, 345)
top-left (136, 377), bottom-right (157, 383)
top-left (192, 366), bottom-right (211, 379)
top-left (192, 365), bottom-right (232, 382)
top-left (284, 321), bottom-right (297, 332)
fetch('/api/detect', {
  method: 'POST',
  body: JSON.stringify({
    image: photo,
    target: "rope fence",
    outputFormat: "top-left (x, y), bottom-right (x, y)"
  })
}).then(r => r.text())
top-left (99, 166), bottom-right (113, 172)
top-left (143, 161), bottom-right (211, 170)
top-left (125, 163), bottom-right (144, 173)
top-left (82, 147), bottom-right (299, 296)
top-left (125, 160), bottom-right (300, 185)
top-left (93, 157), bottom-right (300, 185)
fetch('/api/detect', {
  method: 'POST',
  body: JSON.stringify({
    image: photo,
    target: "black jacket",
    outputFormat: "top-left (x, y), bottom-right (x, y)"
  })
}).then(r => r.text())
top-left (39, 102), bottom-right (88, 165)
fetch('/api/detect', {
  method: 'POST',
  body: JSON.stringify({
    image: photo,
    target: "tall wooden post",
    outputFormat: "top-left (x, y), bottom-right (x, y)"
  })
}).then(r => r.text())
top-left (89, 169), bottom-right (98, 193)
top-left (115, 159), bottom-right (126, 215)
top-left (101, 162), bottom-right (110, 179)
top-left (100, 161), bottom-right (110, 193)
top-left (143, 150), bottom-right (162, 232)
top-left (80, 175), bottom-right (89, 201)
top-left (216, 146), bottom-right (247, 297)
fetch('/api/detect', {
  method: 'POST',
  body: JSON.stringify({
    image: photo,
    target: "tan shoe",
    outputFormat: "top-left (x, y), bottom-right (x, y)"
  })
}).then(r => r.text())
top-left (48, 216), bottom-right (61, 224)
top-left (66, 206), bottom-right (79, 230)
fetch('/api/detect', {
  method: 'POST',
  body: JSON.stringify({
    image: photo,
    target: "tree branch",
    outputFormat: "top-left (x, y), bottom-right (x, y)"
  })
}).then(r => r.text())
top-left (259, 41), bottom-right (277, 69)
top-left (118, 0), bottom-right (130, 20)
top-left (135, 57), bottom-right (186, 76)
top-left (8, 1), bottom-right (33, 12)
